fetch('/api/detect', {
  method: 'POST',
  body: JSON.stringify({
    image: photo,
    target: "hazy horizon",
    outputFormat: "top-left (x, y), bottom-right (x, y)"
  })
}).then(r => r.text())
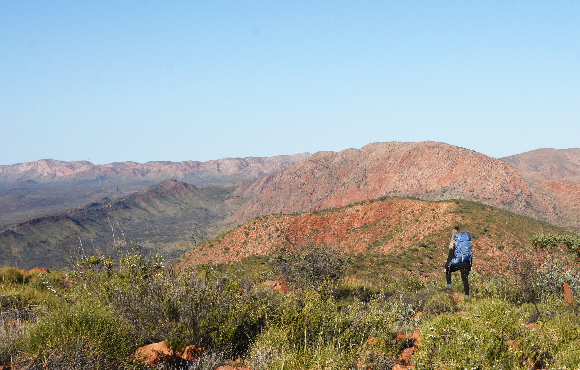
top-left (2, 1), bottom-right (578, 165)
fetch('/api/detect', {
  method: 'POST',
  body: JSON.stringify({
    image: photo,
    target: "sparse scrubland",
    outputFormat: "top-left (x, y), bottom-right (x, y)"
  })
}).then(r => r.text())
top-left (1, 231), bottom-right (580, 369)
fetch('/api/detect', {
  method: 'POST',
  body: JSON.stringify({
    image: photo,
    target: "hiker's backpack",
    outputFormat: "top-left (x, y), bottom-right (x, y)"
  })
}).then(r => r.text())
top-left (450, 232), bottom-right (473, 266)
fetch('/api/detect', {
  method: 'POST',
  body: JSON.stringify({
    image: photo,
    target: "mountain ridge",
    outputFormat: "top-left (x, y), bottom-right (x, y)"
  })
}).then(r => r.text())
top-left (0, 153), bottom-right (309, 227)
top-left (501, 148), bottom-right (580, 183)
top-left (234, 141), bottom-right (553, 222)
top-left (3, 141), bottom-right (580, 269)
top-left (502, 148), bottom-right (580, 229)
top-left (0, 154), bottom-right (311, 185)
top-left (0, 179), bottom-right (248, 269)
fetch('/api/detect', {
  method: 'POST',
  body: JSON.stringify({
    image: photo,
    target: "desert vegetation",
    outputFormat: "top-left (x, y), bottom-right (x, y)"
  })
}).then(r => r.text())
top-left (1, 231), bottom-right (580, 369)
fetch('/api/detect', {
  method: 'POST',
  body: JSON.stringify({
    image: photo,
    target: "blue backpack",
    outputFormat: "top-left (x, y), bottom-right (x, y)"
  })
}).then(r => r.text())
top-left (450, 232), bottom-right (473, 266)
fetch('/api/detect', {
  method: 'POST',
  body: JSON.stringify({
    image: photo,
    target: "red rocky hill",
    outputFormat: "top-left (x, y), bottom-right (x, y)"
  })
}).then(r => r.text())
top-left (502, 148), bottom-right (580, 229)
top-left (234, 142), bottom-right (552, 223)
top-left (178, 197), bottom-right (562, 274)
top-left (501, 148), bottom-right (580, 183)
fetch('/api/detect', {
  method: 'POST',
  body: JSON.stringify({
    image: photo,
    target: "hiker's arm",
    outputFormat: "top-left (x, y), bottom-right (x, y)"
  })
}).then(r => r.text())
top-left (444, 239), bottom-right (455, 269)
top-left (445, 248), bottom-right (454, 267)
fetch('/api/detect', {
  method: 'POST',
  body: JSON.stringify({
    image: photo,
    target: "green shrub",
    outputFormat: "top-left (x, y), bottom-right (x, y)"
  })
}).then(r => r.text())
top-left (415, 299), bottom-right (524, 369)
top-left (249, 289), bottom-right (419, 369)
top-left (507, 256), bottom-right (580, 305)
top-left (533, 259), bottom-right (580, 301)
top-left (19, 303), bottom-right (135, 369)
top-left (0, 307), bottom-right (29, 365)
top-left (470, 273), bottom-right (520, 303)
top-left (523, 309), bottom-right (580, 369)
top-left (69, 253), bottom-right (273, 357)
top-left (272, 243), bottom-right (351, 290)
top-left (250, 326), bottom-right (355, 370)
top-left (423, 298), bottom-right (453, 316)
top-left (531, 232), bottom-right (580, 251)
top-left (0, 267), bottom-right (24, 285)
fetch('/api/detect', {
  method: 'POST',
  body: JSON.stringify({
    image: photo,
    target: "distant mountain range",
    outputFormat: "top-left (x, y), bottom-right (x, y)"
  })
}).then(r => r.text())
top-left (0, 154), bottom-right (312, 185)
top-left (1, 142), bottom-right (579, 269)
top-left (0, 154), bottom-right (310, 226)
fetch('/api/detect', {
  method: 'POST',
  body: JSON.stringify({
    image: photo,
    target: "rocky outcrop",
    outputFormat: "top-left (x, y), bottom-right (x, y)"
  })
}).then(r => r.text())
top-left (263, 280), bottom-right (289, 294)
top-left (134, 341), bottom-right (203, 367)
top-left (390, 330), bottom-right (421, 369)
top-left (235, 141), bottom-right (549, 221)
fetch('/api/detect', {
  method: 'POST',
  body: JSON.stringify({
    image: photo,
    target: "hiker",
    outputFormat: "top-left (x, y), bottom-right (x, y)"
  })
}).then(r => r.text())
top-left (443, 226), bottom-right (472, 299)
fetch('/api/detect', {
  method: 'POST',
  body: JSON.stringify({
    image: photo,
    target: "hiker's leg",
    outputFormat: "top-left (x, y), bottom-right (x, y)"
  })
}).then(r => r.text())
top-left (460, 268), bottom-right (470, 297)
top-left (446, 268), bottom-right (452, 287)
top-left (446, 265), bottom-right (460, 289)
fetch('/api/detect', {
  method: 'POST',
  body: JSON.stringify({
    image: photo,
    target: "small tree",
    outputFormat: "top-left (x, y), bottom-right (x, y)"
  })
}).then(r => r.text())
top-left (272, 242), bottom-right (350, 290)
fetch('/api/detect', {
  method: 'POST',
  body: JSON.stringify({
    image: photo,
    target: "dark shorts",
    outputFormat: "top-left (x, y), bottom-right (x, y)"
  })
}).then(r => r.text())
top-left (448, 261), bottom-right (471, 272)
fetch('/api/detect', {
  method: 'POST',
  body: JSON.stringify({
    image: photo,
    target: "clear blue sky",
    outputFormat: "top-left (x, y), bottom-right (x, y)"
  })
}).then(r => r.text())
top-left (1, 1), bottom-right (579, 165)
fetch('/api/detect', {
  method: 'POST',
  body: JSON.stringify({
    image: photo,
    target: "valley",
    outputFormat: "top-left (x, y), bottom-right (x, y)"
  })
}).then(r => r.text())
top-left (0, 154), bottom-right (309, 227)
top-left (1, 141), bottom-right (579, 270)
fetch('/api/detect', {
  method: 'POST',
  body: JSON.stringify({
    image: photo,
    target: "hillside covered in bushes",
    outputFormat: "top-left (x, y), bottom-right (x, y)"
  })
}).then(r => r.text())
top-left (1, 227), bottom-right (580, 369)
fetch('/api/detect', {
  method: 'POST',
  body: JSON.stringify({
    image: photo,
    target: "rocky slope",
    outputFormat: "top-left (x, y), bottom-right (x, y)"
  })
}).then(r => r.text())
top-left (502, 148), bottom-right (580, 229)
top-left (235, 142), bottom-right (552, 223)
top-left (178, 197), bottom-right (562, 275)
top-left (501, 148), bottom-right (580, 183)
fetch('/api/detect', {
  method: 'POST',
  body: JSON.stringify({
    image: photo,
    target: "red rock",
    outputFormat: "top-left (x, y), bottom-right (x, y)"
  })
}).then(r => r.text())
top-left (452, 292), bottom-right (464, 303)
top-left (525, 323), bottom-right (540, 330)
top-left (263, 280), bottom-right (289, 294)
top-left (392, 330), bottom-right (420, 346)
top-left (564, 282), bottom-right (575, 305)
top-left (408, 330), bottom-right (421, 346)
top-left (393, 364), bottom-right (411, 370)
top-left (506, 340), bottom-right (522, 351)
top-left (29, 268), bottom-right (49, 274)
top-left (391, 332), bottom-right (407, 343)
top-left (397, 346), bottom-right (416, 367)
top-left (135, 341), bottom-right (175, 366)
top-left (178, 345), bottom-right (203, 361)
top-left (7, 320), bottom-right (24, 329)
top-left (367, 336), bottom-right (381, 346)
top-left (135, 341), bottom-right (205, 366)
